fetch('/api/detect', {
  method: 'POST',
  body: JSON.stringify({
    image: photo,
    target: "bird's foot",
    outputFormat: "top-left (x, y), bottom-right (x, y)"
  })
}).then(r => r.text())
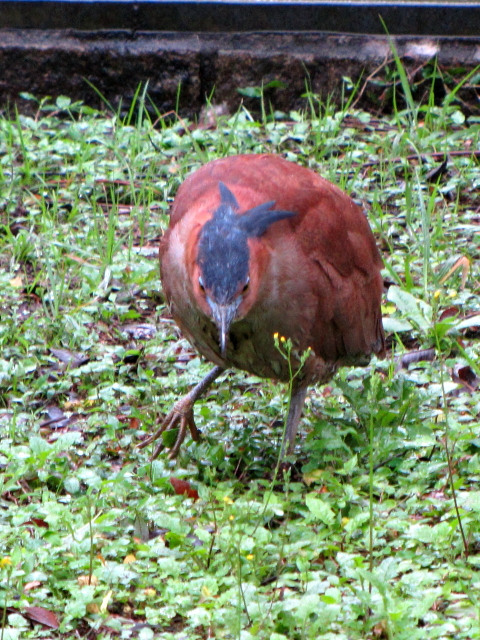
top-left (137, 395), bottom-right (201, 460)
top-left (137, 366), bottom-right (224, 460)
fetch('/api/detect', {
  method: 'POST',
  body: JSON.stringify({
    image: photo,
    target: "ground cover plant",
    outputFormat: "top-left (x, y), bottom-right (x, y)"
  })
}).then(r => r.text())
top-left (1, 73), bottom-right (480, 639)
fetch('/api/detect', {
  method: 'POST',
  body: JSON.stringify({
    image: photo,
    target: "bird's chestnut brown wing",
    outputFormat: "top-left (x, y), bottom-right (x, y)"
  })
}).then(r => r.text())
top-left (291, 186), bottom-right (385, 364)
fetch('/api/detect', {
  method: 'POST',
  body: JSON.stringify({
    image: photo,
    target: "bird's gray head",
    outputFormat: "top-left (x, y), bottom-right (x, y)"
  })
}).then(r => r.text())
top-left (196, 182), bottom-right (296, 356)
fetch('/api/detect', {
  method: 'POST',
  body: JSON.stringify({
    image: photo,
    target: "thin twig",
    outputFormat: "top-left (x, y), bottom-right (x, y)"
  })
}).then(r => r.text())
top-left (350, 55), bottom-right (392, 110)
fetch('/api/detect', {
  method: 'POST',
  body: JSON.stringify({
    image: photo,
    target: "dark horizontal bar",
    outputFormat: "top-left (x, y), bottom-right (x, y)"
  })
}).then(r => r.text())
top-left (1, 1), bottom-right (479, 36)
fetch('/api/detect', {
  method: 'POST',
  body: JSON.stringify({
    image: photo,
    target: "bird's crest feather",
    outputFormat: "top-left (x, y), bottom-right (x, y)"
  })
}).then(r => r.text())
top-left (218, 182), bottom-right (296, 237)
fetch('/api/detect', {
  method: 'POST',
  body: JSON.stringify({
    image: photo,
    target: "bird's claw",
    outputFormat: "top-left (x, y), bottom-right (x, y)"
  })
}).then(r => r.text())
top-left (137, 366), bottom-right (223, 460)
top-left (137, 400), bottom-right (201, 460)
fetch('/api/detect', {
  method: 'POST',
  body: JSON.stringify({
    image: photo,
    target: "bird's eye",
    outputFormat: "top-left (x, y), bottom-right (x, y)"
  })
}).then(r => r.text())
top-left (242, 278), bottom-right (250, 293)
top-left (199, 276), bottom-right (205, 291)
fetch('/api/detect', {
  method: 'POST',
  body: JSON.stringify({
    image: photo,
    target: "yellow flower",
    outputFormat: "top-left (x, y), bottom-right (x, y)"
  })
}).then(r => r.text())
top-left (229, 515), bottom-right (235, 521)
top-left (223, 495), bottom-right (233, 505)
top-left (246, 554), bottom-right (254, 560)
top-left (0, 557), bottom-right (12, 568)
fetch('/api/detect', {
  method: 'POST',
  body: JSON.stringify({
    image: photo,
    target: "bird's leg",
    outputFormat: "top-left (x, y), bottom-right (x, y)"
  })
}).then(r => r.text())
top-left (282, 385), bottom-right (308, 456)
top-left (138, 365), bottom-right (225, 460)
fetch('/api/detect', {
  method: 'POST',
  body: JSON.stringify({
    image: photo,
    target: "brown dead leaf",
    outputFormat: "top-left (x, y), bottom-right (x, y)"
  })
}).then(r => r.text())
top-left (373, 619), bottom-right (389, 638)
top-left (24, 606), bottom-right (59, 629)
top-left (129, 417), bottom-right (140, 429)
top-left (39, 406), bottom-right (75, 430)
top-left (78, 575), bottom-right (99, 586)
top-left (396, 348), bottom-right (436, 371)
top-left (439, 256), bottom-right (470, 289)
top-left (438, 306), bottom-right (461, 321)
top-left (86, 603), bottom-right (100, 614)
top-left (123, 554), bottom-right (136, 564)
top-left (9, 275), bottom-right (23, 288)
top-left (425, 157), bottom-right (448, 182)
top-left (22, 518), bottom-right (49, 529)
top-left (452, 364), bottom-right (479, 393)
top-left (170, 477), bottom-right (199, 502)
top-left (49, 347), bottom-right (89, 368)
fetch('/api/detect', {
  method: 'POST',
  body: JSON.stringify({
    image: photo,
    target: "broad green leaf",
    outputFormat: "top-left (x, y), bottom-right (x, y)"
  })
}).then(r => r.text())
top-left (387, 286), bottom-right (432, 332)
top-left (382, 317), bottom-right (414, 332)
top-left (305, 494), bottom-right (335, 525)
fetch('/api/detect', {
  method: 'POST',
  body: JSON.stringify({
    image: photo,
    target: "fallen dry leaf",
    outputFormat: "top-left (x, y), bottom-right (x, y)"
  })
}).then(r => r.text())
top-left (77, 575), bottom-right (99, 586)
top-left (170, 477), bottom-right (199, 501)
top-left (9, 275), bottom-right (23, 288)
top-left (24, 606), bottom-right (59, 629)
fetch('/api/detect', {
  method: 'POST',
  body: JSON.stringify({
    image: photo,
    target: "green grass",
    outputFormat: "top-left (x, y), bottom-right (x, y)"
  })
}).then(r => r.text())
top-left (1, 86), bottom-right (480, 639)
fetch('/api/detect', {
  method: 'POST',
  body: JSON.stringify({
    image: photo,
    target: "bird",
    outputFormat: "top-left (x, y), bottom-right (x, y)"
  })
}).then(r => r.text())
top-left (138, 153), bottom-right (385, 460)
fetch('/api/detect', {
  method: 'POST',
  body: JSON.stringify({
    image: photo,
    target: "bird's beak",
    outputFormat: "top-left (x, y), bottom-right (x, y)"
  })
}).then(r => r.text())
top-left (208, 299), bottom-right (240, 358)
